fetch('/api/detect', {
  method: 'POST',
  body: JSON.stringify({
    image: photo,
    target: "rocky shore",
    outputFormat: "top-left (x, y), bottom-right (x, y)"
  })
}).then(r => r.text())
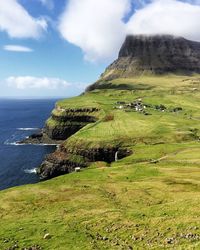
top-left (19, 129), bottom-right (62, 145)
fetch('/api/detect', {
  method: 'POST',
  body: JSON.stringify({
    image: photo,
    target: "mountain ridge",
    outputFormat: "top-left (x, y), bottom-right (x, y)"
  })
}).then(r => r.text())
top-left (94, 35), bottom-right (200, 84)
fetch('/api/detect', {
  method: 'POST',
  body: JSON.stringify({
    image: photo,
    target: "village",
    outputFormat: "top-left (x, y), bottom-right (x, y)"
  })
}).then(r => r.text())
top-left (114, 98), bottom-right (183, 116)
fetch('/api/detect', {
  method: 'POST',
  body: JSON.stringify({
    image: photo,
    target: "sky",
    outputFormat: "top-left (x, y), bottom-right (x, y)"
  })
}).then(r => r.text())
top-left (1, 0), bottom-right (200, 97)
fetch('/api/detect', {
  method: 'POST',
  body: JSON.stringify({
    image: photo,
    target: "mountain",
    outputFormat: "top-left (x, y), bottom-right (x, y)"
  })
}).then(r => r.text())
top-left (87, 35), bottom-right (200, 91)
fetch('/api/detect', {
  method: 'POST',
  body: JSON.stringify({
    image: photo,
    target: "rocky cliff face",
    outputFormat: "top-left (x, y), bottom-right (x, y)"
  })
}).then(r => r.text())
top-left (45, 107), bottom-right (99, 140)
top-left (38, 146), bottom-right (132, 180)
top-left (94, 35), bottom-right (200, 82)
top-left (21, 106), bottom-right (100, 144)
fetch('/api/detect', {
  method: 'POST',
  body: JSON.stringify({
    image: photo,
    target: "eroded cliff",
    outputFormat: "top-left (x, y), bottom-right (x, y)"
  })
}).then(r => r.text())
top-left (45, 106), bottom-right (99, 140)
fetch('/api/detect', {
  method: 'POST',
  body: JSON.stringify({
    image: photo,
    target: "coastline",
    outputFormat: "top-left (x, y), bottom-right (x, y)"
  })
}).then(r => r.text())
top-left (19, 129), bottom-right (63, 146)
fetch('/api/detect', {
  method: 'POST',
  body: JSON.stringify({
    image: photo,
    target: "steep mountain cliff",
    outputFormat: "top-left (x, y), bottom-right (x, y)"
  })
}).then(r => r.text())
top-left (87, 35), bottom-right (200, 91)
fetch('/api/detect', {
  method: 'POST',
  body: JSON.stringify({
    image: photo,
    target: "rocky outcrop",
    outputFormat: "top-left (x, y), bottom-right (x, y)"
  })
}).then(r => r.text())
top-left (87, 35), bottom-right (200, 88)
top-left (63, 146), bottom-right (132, 163)
top-left (45, 123), bottom-right (86, 141)
top-left (19, 130), bottom-right (62, 145)
top-left (45, 107), bottom-right (99, 140)
top-left (37, 151), bottom-right (87, 180)
top-left (37, 145), bottom-right (132, 180)
top-left (20, 107), bottom-right (99, 145)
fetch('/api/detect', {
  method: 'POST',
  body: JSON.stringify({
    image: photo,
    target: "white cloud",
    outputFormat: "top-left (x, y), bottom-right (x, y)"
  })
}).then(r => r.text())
top-left (0, 0), bottom-right (47, 39)
top-left (39, 0), bottom-right (54, 10)
top-left (6, 76), bottom-right (70, 89)
top-left (3, 45), bottom-right (33, 52)
top-left (58, 0), bottom-right (131, 62)
top-left (127, 0), bottom-right (200, 42)
top-left (58, 0), bottom-right (200, 62)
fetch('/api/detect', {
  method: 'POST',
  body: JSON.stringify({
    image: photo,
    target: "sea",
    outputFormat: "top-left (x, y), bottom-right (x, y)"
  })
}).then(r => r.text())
top-left (0, 98), bottom-right (59, 190)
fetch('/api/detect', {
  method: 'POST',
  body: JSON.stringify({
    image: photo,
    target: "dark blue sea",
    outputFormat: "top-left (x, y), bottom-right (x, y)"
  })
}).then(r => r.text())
top-left (0, 99), bottom-right (58, 190)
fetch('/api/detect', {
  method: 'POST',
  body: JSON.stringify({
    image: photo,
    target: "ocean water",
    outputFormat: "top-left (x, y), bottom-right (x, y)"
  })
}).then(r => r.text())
top-left (0, 99), bottom-right (58, 190)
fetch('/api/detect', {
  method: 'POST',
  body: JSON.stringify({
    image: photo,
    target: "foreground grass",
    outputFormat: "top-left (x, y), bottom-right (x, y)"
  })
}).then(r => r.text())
top-left (0, 144), bottom-right (200, 249)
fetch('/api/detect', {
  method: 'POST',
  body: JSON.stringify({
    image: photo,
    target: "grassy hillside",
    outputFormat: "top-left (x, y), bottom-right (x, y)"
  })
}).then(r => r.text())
top-left (1, 75), bottom-right (200, 249)
top-left (63, 75), bottom-right (200, 148)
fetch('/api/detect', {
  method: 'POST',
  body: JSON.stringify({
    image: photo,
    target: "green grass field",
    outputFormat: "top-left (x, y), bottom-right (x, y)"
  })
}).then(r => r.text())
top-left (62, 75), bottom-right (200, 148)
top-left (0, 75), bottom-right (200, 249)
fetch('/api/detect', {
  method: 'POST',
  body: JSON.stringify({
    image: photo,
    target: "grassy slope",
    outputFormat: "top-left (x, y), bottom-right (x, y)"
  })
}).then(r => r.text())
top-left (64, 75), bottom-right (200, 148)
top-left (1, 75), bottom-right (200, 249)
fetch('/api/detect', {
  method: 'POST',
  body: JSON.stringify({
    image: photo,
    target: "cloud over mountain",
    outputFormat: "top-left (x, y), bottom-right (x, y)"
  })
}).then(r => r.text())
top-left (127, 0), bottom-right (200, 42)
top-left (58, 0), bottom-right (200, 62)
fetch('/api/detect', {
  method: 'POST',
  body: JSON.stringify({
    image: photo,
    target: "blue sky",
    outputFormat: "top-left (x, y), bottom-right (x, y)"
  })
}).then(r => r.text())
top-left (0, 0), bottom-right (108, 97)
top-left (0, 0), bottom-right (200, 97)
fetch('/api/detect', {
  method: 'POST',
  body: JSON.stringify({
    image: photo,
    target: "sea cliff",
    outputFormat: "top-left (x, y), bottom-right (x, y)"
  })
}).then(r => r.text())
top-left (30, 35), bottom-right (200, 180)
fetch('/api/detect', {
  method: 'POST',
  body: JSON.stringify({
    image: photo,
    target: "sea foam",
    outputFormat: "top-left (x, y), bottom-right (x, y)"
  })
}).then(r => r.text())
top-left (24, 168), bottom-right (37, 174)
top-left (17, 128), bottom-right (40, 131)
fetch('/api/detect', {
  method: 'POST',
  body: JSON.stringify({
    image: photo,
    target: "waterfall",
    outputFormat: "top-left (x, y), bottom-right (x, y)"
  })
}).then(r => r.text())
top-left (115, 151), bottom-right (118, 162)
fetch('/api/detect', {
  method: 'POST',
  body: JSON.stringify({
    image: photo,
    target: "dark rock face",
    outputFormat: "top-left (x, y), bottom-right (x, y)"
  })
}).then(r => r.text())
top-left (45, 123), bottom-right (85, 141)
top-left (19, 130), bottom-right (61, 145)
top-left (20, 108), bottom-right (99, 145)
top-left (29, 133), bottom-right (43, 139)
top-left (51, 114), bottom-right (97, 123)
top-left (37, 151), bottom-right (87, 180)
top-left (45, 108), bottom-right (99, 140)
top-left (63, 146), bottom-right (132, 163)
top-left (37, 146), bottom-right (132, 180)
top-left (99, 35), bottom-right (200, 80)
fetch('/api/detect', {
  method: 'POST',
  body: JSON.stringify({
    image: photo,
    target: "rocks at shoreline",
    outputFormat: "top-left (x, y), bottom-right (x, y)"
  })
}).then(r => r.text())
top-left (19, 130), bottom-right (62, 145)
